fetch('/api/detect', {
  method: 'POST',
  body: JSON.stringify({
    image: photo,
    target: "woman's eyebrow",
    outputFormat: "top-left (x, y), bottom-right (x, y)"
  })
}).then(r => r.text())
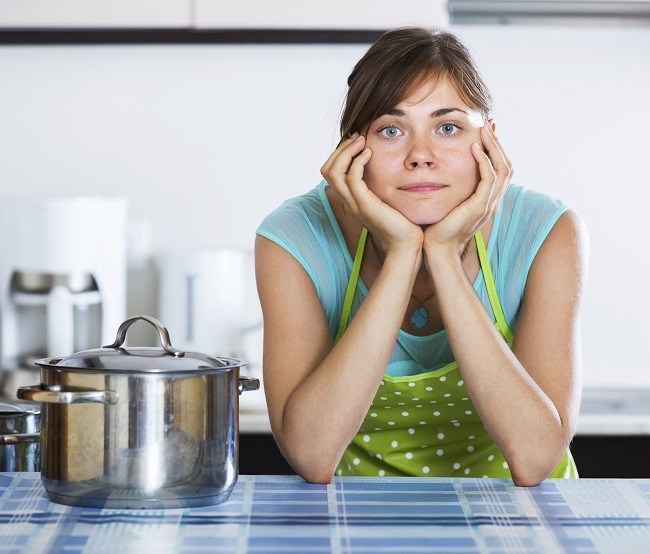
top-left (431, 107), bottom-right (469, 117)
top-left (384, 107), bottom-right (469, 117)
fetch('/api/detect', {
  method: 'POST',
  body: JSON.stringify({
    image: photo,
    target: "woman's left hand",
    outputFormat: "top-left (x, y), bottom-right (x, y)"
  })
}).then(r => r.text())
top-left (423, 123), bottom-right (513, 260)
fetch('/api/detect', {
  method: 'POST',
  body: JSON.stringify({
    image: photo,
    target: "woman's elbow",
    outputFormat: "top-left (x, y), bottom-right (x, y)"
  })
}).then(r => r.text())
top-left (299, 467), bottom-right (335, 484)
top-left (510, 470), bottom-right (546, 488)
top-left (289, 455), bottom-right (337, 484)
top-left (508, 454), bottom-right (556, 486)
top-left (274, 435), bottom-right (338, 484)
top-left (508, 445), bottom-right (570, 487)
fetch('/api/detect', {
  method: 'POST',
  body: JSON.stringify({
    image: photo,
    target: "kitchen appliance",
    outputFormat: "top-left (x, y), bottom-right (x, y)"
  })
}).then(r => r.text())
top-left (17, 315), bottom-right (259, 509)
top-left (155, 249), bottom-right (261, 361)
top-left (0, 399), bottom-right (40, 472)
top-left (0, 196), bottom-right (128, 399)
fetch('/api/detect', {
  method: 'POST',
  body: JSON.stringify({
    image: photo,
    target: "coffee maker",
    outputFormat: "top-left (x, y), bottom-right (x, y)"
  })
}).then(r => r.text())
top-left (0, 196), bottom-right (128, 399)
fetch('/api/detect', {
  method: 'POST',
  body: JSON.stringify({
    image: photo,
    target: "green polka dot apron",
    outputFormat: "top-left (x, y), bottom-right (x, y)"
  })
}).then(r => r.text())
top-left (335, 229), bottom-right (577, 479)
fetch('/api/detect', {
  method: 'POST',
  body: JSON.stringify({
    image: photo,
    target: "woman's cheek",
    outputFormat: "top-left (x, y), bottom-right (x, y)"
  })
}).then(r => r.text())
top-left (361, 152), bottom-right (391, 197)
top-left (457, 145), bottom-right (481, 187)
top-left (361, 160), bottom-right (380, 194)
top-left (466, 135), bottom-right (483, 184)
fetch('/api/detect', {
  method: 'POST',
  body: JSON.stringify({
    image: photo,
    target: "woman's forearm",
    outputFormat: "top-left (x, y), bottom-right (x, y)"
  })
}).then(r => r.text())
top-left (274, 247), bottom-right (421, 482)
top-left (426, 249), bottom-right (574, 486)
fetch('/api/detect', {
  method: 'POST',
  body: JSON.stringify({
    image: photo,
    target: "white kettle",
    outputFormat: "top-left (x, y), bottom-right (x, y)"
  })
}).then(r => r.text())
top-left (155, 249), bottom-right (261, 359)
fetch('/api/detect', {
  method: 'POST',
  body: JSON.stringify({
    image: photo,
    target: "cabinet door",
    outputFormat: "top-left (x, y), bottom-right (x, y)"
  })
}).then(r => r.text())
top-left (193, 0), bottom-right (449, 30)
top-left (0, 0), bottom-right (191, 28)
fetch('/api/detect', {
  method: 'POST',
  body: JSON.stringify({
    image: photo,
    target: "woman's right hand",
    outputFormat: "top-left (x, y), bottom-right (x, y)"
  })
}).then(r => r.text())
top-left (320, 134), bottom-right (423, 256)
top-left (260, 136), bottom-right (426, 484)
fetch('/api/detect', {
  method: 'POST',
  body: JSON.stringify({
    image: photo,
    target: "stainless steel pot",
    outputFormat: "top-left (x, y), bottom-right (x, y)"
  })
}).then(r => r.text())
top-left (0, 399), bottom-right (40, 472)
top-left (17, 315), bottom-right (259, 509)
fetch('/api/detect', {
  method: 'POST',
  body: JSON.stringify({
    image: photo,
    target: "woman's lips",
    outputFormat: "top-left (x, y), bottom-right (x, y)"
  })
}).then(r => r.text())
top-left (399, 183), bottom-right (447, 193)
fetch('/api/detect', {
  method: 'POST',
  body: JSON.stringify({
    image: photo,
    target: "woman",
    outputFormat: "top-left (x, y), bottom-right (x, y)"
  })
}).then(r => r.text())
top-left (255, 27), bottom-right (588, 486)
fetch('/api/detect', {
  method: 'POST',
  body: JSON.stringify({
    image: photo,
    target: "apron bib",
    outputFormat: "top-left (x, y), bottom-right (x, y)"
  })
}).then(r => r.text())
top-left (335, 230), bottom-right (577, 478)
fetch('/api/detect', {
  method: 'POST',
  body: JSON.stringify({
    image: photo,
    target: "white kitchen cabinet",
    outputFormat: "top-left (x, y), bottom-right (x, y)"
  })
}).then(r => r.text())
top-left (0, 0), bottom-right (448, 31)
top-left (0, 0), bottom-right (192, 28)
top-left (193, 0), bottom-right (449, 30)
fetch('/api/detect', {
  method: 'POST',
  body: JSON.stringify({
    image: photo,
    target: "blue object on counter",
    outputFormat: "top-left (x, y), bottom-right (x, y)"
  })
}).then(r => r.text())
top-left (1, 473), bottom-right (650, 553)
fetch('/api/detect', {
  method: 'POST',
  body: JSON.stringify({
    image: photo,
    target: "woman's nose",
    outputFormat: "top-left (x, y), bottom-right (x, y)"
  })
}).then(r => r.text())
top-left (404, 136), bottom-right (436, 169)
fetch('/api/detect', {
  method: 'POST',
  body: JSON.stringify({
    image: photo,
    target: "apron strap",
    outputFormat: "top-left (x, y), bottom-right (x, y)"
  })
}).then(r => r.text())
top-left (475, 231), bottom-right (514, 345)
top-left (334, 227), bottom-right (368, 343)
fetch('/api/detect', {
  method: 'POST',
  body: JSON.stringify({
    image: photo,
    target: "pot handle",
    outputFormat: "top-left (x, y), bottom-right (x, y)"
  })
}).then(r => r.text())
top-left (104, 315), bottom-right (185, 357)
top-left (17, 385), bottom-right (119, 405)
top-left (0, 433), bottom-right (40, 445)
top-left (238, 376), bottom-right (260, 395)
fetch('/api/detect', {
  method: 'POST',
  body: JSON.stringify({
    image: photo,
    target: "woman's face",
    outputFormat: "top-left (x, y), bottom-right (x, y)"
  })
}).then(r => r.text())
top-left (362, 76), bottom-right (488, 225)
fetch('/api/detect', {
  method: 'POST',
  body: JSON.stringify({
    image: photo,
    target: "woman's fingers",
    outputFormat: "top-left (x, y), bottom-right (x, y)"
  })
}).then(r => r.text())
top-left (321, 134), bottom-right (364, 179)
top-left (480, 125), bottom-right (513, 212)
top-left (467, 125), bottom-right (512, 224)
top-left (321, 135), bottom-right (377, 221)
top-left (470, 141), bottom-right (497, 218)
top-left (482, 124), bottom-right (513, 179)
top-left (346, 148), bottom-right (373, 198)
top-left (320, 133), bottom-right (359, 175)
top-left (320, 134), bottom-right (361, 204)
top-left (320, 135), bottom-right (368, 210)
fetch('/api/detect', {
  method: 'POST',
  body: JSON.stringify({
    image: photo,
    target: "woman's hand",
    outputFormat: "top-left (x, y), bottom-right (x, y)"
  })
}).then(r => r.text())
top-left (321, 134), bottom-right (423, 255)
top-left (423, 123), bottom-right (513, 260)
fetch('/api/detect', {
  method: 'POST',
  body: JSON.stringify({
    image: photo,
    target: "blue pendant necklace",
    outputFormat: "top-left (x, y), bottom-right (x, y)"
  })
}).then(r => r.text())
top-left (408, 239), bottom-right (470, 329)
top-left (409, 291), bottom-right (436, 329)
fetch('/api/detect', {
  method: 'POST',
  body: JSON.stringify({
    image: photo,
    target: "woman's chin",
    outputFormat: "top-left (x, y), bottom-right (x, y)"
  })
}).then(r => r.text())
top-left (388, 199), bottom-right (454, 226)
top-left (403, 210), bottom-right (448, 226)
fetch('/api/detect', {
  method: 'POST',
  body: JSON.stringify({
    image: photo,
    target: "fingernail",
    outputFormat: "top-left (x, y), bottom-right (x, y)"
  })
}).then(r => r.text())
top-left (349, 131), bottom-right (359, 139)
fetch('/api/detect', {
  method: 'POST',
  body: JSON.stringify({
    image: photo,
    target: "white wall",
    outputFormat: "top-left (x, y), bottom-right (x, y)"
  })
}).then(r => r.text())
top-left (0, 25), bottom-right (648, 386)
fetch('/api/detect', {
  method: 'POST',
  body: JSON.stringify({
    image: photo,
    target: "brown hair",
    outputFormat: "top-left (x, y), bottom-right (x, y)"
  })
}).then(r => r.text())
top-left (340, 27), bottom-right (493, 139)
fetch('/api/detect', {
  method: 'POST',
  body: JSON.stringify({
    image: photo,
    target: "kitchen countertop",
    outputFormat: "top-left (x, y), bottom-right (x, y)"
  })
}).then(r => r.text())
top-left (1, 473), bottom-right (650, 553)
top-left (240, 386), bottom-right (650, 436)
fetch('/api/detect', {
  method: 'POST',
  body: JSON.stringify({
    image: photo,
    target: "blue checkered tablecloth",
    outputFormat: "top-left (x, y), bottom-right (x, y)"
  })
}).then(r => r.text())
top-left (1, 473), bottom-right (650, 553)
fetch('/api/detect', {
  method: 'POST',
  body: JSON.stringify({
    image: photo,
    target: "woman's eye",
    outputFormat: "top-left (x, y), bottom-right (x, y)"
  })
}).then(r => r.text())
top-left (439, 123), bottom-right (460, 136)
top-left (379, 125), bottom-right (402, 138)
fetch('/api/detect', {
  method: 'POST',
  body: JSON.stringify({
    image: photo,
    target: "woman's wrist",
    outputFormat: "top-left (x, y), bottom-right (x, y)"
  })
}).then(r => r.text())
top-left (382, 243), bottom-right (423, 276)
top-left (423, 242), bottom-right (464, 275)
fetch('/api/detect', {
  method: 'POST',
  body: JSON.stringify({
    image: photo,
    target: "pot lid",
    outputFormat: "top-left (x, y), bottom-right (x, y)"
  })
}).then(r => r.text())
top-left (36, 315), bottom-right (243, 373)
top-left (0, 400), bottom-right (40, 415)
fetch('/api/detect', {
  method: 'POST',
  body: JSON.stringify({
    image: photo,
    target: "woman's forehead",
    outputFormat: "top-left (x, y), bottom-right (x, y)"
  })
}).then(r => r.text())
top-left (399, 75), bottom-right (467, 108)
